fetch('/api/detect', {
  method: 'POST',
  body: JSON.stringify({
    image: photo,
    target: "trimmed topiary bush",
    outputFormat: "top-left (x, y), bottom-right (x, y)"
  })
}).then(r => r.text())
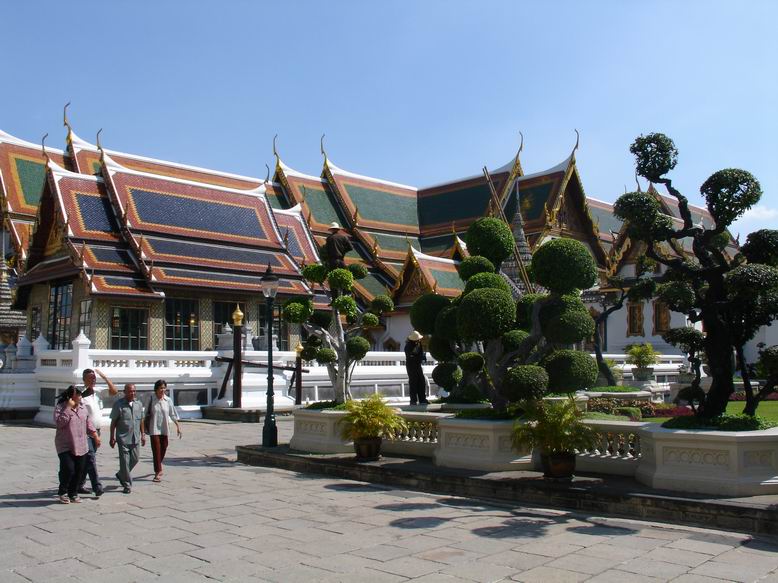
top-left (457, 288), bottom-right (516, 341)
top-left (531, 238), bottom-right (597, 294)
top-left (463, 272), bottom-right (511, 295)
top-left (310, 310), bottom-right (332, 329)
top-left (503, 365), bottom-right (549, 402)
top-left (432, 362), bottom-right (462, 390)
top-left (434, 305), bottom-right (460, 340)
top-left (543, 349), bottom-right (598, 393)
top-left (502, 329), bottom-right (530, 353)
top-left (300, 343), bottom-right (319, 362)
top-left (428, 335), bottom-right (456, 362)
top-left (361, 313), bottom-right (379, 328)
top-left (332, 295), bottom-right (358, 319)
top-left (282, 298), bottom-right (314, 324)
top-left (701, 169), bottom-right (762, 227)
top-left (458, 352), bottom-right (484, 373)
top-left (466, 218), bottom-right (515, 267)
top-left (516, 293), bottom-right (548, 329)
top-left (457, 256), bottom-right (495, 281)
top-left (327, 268), bottom-right (354, 291)
top-left (346, 336), bottom-right (370, 360)
top-left (542, 308), bottom-right (595, 345)
top-left (370, 295), bottom-right (395, 314)
top-left (302, 263), bottom-right (328, 284)
top-left (742, 229), bottom-right (778, 267)
top-left (348, 263), bottom-right (369, 280)
top-left (410, 293), bottom-right (451, 334)
top-left (315, 347), bottom-right (337, 365)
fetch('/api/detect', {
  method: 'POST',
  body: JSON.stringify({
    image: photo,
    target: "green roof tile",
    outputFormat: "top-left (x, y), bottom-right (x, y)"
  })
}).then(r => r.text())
top-left (430, 268), bottom-right (465, 291)
top-left (15, 158), bottom-right (47, 206)
top-left (344, 184), bottom-right (418, 228)
top-left (418, 183), bottom-right (492, 228)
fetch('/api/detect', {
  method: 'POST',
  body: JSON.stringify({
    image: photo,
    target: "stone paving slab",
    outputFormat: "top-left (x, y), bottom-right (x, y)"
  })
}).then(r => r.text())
top-left (1, 420), bottom-right (778, 582)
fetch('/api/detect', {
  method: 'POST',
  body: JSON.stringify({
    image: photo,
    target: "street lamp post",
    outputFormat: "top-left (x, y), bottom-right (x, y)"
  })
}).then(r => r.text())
top-left (261, 264), bottom-right (279, 447)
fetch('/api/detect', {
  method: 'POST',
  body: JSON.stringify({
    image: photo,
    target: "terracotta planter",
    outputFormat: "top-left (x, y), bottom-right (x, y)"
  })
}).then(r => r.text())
top-left (354, 437), bottom-right (382, 461)
top-left (540, 452), bottom-right (576, 480)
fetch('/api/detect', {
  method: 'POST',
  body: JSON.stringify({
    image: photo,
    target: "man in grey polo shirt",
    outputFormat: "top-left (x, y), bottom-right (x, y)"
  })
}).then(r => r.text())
top-left (109, 383), bottom-right (146, 494)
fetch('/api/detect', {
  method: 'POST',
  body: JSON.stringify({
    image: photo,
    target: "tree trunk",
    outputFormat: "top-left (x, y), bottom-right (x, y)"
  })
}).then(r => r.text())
top-left (700, 316), bottom-right (735, 419)
top-left (593, 316), bottom-right (616, 386)
top-left (737, 344), bottom-right (758, 416)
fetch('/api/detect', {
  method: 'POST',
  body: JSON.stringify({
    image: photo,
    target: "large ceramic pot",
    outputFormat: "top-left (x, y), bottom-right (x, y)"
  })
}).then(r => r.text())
top-left (354, 437), bottom-right (382, 461)
top-left (633, 367), bottom-right (654, 381)
top-left (540, 452), bottom-right (576, 480)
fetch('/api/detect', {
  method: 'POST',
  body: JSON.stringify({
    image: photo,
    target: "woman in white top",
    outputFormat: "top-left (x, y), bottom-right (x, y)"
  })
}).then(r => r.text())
top-left (146, 379), bottom-right (182, 482)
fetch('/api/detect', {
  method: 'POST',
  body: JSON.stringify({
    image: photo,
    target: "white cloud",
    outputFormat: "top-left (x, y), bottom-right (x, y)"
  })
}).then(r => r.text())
top-left (730, 205), bottom-right (778, 239)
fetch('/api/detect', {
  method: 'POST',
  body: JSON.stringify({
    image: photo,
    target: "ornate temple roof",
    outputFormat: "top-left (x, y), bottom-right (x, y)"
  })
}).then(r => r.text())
top-left (392, 247), bottom-right (465, 309)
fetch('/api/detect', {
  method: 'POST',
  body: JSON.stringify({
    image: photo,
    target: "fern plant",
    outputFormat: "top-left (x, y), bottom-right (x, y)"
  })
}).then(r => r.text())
top-left (338, 394), bottom-right (408, 440)
top-left (512, 397), bottom-right (598, 455)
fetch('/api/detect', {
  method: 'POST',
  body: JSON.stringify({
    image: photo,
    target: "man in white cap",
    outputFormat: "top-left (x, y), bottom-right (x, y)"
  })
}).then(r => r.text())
top-left (324, 222), bottom-right (353, 271)
top-left (405, 330), bottom-right (428, 405)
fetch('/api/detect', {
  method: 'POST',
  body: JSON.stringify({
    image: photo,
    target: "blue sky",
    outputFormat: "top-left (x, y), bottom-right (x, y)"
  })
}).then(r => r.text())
top-left (2, 0), bottom-right (776, 237)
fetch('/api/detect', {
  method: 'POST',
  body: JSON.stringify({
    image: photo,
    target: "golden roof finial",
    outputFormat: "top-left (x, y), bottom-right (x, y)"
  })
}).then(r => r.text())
top-left (572, 129), bottom-right (580, 157)
top-left (264, 163), bottom-right (270, 185)
top-left (320, 133), bottom-right (328, 163)
top-left (273, 133), bottom-right (279, 162)
top-left (63, 102), bottom-right (73, 140)
top-left (518, 131), bottom-right (524, 155)
top-left (96, 128), bottom-right (104, 159)
top-left (41, 133), bottom-right (50, 163)
top-left (635, 173), bottom-right (642, 192)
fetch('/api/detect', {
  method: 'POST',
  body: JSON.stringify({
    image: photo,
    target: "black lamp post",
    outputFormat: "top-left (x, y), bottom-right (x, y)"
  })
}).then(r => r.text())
top-left (261, 264), bottom-right (279, 447)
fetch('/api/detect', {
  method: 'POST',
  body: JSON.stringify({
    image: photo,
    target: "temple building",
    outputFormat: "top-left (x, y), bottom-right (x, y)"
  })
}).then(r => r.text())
top-left (0, 118), bottom-right (734, 357)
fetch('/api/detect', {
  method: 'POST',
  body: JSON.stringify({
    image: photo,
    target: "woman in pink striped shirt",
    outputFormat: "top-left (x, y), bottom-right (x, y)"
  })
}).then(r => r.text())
top-left (54, 386), bottom-right (101, 504)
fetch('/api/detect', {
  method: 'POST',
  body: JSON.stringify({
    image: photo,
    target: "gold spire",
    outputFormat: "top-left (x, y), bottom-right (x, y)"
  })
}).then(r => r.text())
top-left (572, 129), bottom-right (580, 157)
top-left (63, 102), bottom-right (73, 142)
top-left (320, 134), bottom-right (328, 164)
top-left (40, 133), bottom-right (50, 164)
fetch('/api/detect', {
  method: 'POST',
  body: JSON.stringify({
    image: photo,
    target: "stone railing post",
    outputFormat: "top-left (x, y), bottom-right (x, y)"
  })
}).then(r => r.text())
top-left (71, 330), bottom-right (91, 372)
top-left (32, 335), bottom-right (49, 356)
top-left (4, 343), bottom-right (17, 370)
top-left (14, 334), bottom-right (35, 371)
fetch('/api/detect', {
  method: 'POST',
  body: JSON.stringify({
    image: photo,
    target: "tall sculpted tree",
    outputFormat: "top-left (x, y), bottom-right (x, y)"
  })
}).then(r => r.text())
top-left (614, 133), bottom-right (778, 418)
top-left (282, 262), bottom-right (394, 403)
top-left (412, 217), bottom-right (600, 408)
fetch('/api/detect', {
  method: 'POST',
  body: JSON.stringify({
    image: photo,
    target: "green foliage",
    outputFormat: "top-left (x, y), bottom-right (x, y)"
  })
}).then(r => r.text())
top-left (516, 293), bottom-right (547, 329)
top-left (663, 414), bottom-right (777, 431)
top-left (300, 343), bottom-right (319, 362)
top-left (613, 191), bottom-right (674, 239)
top-left (626, 343), bottom-right (659, 368)
top-left (543, 349), bottom-right (598, 393)
top-left (346, 336), bottom-right (370, 360)
top-left (370, 295), bottom-right (394, 314)
top-left (332, 295), bottom-right (358, 320)
top-left (502, 329), bottom-right (530, 353)
top-left (465, 218), bottom-right (515, 267)
top-left (304, 400), bottom-right (346, 410)
top-left (410, 293), bottom-right (451, 334)
top-left (759, 346), bottom-right (778, 378)
top-left (635, 256), bottom-right (657, 277)
top-left (503, 365), bottom-right (549, 402)
top-left (428, 335), bottom-right (456, 362)
top-left (457, 288), bottom-right (516, 341)
top-left (630, 133), bottom-right (678, 182)
top-left (457, 256), bottom-right (495, 281)
top-left (588, 398), bottom-right (656, 417)
top-left (310, 310), bottom-right (332, 329)
top-left (627, 278), bottom-right (657, 301)
top-left (282, 298), bottom-right (314, 324)
top-left (315, 347), bottom-right (337, 365)
top-left (463, 272), bottom-right (511, 295)
top-left (348, 263), bottom-right (369, 280)
top-left (432, 362), bottom-right (462, 390)
top-left (512, 398), bottom-right (599, 455)
top-left (454, 407), bottom-right (520, 420)
top-left (591, 386), bottom-right (640, 393)
top-left (434, 305), bottom-right (460, 340)
top-left (458, 352), bottom-right (484, 373)
top-left (700, 169), bottom-right (762, 227)
top-left (656, 281), bottom-right (695, 313)
top-left (444, 384), bottom-right (487, 404)
top-left (531, 238), bottom-right (597, 294)
top-left (725, 264), bottom-right (778, 300)
top-left (301, 263), bottom-right (328, 284)
top-left (339, 394), bottom-right (408, 440)
top-left (539, 294), bottom-right (594, 345)
top-left (742, 229), bottom-right (778, 267)
top-left (615, 406), bottom-right (642, 421)
top-left (327, 268), bottom-right (354, 291)
top-left (361, 313), bottom-right (380, 328)
top-left (662, 327), bottom-right (704, 354)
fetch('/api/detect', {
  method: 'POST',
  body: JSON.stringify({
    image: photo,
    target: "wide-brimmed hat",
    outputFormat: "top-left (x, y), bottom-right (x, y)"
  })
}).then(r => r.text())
top-left (328, 222), bottom-right (341, 231)
top-left (407, 330), bottom-right (423, 341)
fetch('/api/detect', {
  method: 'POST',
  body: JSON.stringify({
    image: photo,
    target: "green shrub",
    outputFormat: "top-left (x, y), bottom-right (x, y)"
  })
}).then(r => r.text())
top-left (332, 296), bottom-right (358, 319)
top-left (457, 256), bottom-right (495, 281)
top-left (502, 329), bottom-right (530, 353)
top-left (590, 386), bottom-right (637, 393)
top-left (457, 288), bottom-right (516, 341)
top-left (361, 313), bottom-right (379, 328)
top-left (458, 352), bottom-right (484, 373)
top-left (626, 343), bottom-right (659, 368)
top-left (432, 363), bottom-right (462, 390)
top-left (348, 263), bottom-right (369, 279)
top-left (463, 272), bottom-right (511, 295)
top-left (346, 336), bottom-right (370, 360)
top-left (315, 347), bottom-right (337, 365)
top-left (465, 218), bottom-right (514, 267)
top-left (370, 295), bottom-right (395, 314)
top-left (516, 293), bottom-right (547, 329)
top-left (434, 305), bottom-right (460, 340)
top-left (310, 310), bottom-right (332, 328)
top-left (614, 406), bottom-right (642, 421)
top-left (662, 414), bottom-right (776, 431)
top-left (300, 343), bottom-right (319, 361)
top-left (339, 394), bottom-right (407, 440)
top-left (282, 298), bottom-right (314, 323)
top-left (630, 132), bottom-right (678, 182)
top-left (701, 168), bottom-right (762, 227)
top-left (410, 293), bottom-right (451, 334)
top-left (541, 306), bottom-right (595, 345)
top-left (304, 400), bottom-right (346, 410)
top-left (742, 229), bottom-right (778, 267)
top-left (454, 407), bottom-right (521, 420)
top-left (327, 268), bottom-right (354, 291)
top-left (542, 349), bottom-right (598, 393)
top-left (428, 335), bottom-right (456, 362)
top-left (503, 365), bottom-right (549, 402)
top-left (588, 398), bottom-right (656, 417)
top-left (584, 412), bottom-right (629, 421)
top-left (444, 384), bottom-right (486, 404)
top-left (301, 263), bottom-right (328, 284)
top-left (531, 238), bottom-right (597, 294)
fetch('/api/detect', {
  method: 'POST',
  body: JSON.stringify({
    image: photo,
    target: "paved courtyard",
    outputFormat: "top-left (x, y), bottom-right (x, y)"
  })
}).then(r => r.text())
top-left (1, 419), bottom-right (778, 583)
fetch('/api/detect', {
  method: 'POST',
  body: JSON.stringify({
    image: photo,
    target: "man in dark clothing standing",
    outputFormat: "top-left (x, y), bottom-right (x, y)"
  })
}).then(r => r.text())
top-left (405, 330), bottom-right (428, 405)
top-left (324, 222), bottom-right (353, 270)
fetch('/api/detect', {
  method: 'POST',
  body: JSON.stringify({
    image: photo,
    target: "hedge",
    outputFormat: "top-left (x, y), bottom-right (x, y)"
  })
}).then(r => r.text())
top-left (542, 349), bottom-right (598, 393)
top-left (531, 238), bottom-right (597, 294)
top-left (457, 288), bottom-right (516, 341)
top-left (410, 293), bottom-right (451, 334)
top-left (503, 365), bottom-right (549, 402)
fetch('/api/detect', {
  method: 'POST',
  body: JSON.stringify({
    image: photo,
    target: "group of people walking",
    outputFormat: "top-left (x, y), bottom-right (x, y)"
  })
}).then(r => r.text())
top-left (53, 370), bottom-right (182, 503)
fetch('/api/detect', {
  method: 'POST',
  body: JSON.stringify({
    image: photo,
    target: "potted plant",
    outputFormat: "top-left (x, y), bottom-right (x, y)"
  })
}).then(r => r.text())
top-left (511, 397), bottom-right (598, 480)
top-left (626, 343), bottom-right (659, 382)
top-left (338, 394), bottom-right (408, 461)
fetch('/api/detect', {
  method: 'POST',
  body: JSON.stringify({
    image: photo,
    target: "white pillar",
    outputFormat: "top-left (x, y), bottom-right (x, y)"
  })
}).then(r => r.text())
top-left (71, 330), bottom-right (91, 372)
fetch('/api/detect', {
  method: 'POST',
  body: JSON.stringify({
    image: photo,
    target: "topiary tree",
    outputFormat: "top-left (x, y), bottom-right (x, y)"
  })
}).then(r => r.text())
top-left (284, 259), bottom-right (394, 403)
top-left (614, 132), bottom-right (778, 418)
top-left (414, 216), bottom-right (599, 408)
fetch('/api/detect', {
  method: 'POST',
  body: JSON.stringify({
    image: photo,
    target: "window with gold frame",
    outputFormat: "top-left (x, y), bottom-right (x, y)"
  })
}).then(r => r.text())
top-left (627, 301), bottom-right (644, 337)
top-left (652, 300), bottom-right (671, 335)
